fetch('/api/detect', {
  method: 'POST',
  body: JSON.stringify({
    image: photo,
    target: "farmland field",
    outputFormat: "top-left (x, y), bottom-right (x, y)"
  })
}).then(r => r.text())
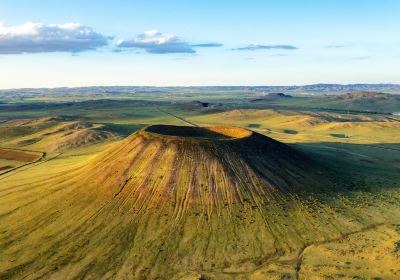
top-left (0, 148), bottom-right (42, 174)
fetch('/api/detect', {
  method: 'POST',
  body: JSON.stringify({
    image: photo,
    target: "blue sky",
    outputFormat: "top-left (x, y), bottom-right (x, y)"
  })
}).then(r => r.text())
top-left (0, 0), bottom-right (399, 88)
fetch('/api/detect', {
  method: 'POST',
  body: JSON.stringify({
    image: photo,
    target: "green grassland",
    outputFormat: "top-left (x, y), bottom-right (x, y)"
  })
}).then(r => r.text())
top-left (300, 224), bottom-right (400, 279)
top-left (0, 93), bottom-right (400, 279)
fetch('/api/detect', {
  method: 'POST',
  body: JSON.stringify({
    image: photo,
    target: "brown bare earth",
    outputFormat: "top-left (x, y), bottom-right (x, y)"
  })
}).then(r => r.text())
top-left (0, 165), bottom-right (14, 171)
top-left (0, 148), bottom-right (40, 162)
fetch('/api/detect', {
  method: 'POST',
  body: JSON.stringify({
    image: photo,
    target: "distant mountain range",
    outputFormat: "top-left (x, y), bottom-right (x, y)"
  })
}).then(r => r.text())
top-left (250, 83), bottom-right (400, 94)
top-left (1, 84), bottom-right (400, 97)
top-left (317, 91), bottom-right (400, 112)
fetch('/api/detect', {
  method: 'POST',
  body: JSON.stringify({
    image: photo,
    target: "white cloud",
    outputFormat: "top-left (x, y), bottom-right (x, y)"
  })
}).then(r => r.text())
top-left (0, 21), bottom-right (110, 54)
top-left (117, 30), bottom-right (195, 54)
top-left (234, 43), bottom-right (298, 51)
top-left (191, 43), bottom-right (223, 48)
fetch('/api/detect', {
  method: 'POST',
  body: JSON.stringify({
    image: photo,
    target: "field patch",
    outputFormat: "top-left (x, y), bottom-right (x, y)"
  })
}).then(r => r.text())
top-left (0, 165), bottom-right (14, 171)
top-left (0, 148), bottom-right (40, 162)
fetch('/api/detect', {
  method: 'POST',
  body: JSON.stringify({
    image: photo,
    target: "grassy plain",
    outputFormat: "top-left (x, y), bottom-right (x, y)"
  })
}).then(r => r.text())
top-left (0, 93), bottom-right (399, 279)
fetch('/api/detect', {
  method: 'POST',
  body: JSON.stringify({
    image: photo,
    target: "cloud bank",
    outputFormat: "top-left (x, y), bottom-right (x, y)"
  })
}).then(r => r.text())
top-left (234, 43), bottom-right (298, 51)
top-left (0, 22), bottom-right (298, 57)
top-left (0, 21), bottom-right (110, 54)
top-left (191, 43), bottom-right (223, 48)
top-left (117, 30), bottom-right (196, 54)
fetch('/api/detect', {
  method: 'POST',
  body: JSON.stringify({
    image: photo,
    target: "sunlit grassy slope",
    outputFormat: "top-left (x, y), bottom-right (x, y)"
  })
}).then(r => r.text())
top-left (300, 224), bottom-right (400, 279)
top-left (188, 109), bottom-right (400, 144)
top-left (0, 117), bottom-right (119, 154)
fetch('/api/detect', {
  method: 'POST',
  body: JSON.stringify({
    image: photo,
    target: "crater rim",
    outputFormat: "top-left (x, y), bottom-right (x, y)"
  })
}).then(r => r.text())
top-left (142, 124), bottom-right (253, 141)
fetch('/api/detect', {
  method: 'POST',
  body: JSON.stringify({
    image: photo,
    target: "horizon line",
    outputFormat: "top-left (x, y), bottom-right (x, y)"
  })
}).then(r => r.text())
top-left (1, 82), bottom-right (400, 91)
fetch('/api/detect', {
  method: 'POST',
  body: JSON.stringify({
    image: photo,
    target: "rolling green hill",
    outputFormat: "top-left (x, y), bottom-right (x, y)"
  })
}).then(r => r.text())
top-left (280, 92), bottom-right (400, 113)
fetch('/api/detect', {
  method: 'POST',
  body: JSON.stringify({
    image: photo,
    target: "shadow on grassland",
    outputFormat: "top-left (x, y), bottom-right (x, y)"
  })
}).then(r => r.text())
top-left (290, 142), bottom-right (400, 191)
